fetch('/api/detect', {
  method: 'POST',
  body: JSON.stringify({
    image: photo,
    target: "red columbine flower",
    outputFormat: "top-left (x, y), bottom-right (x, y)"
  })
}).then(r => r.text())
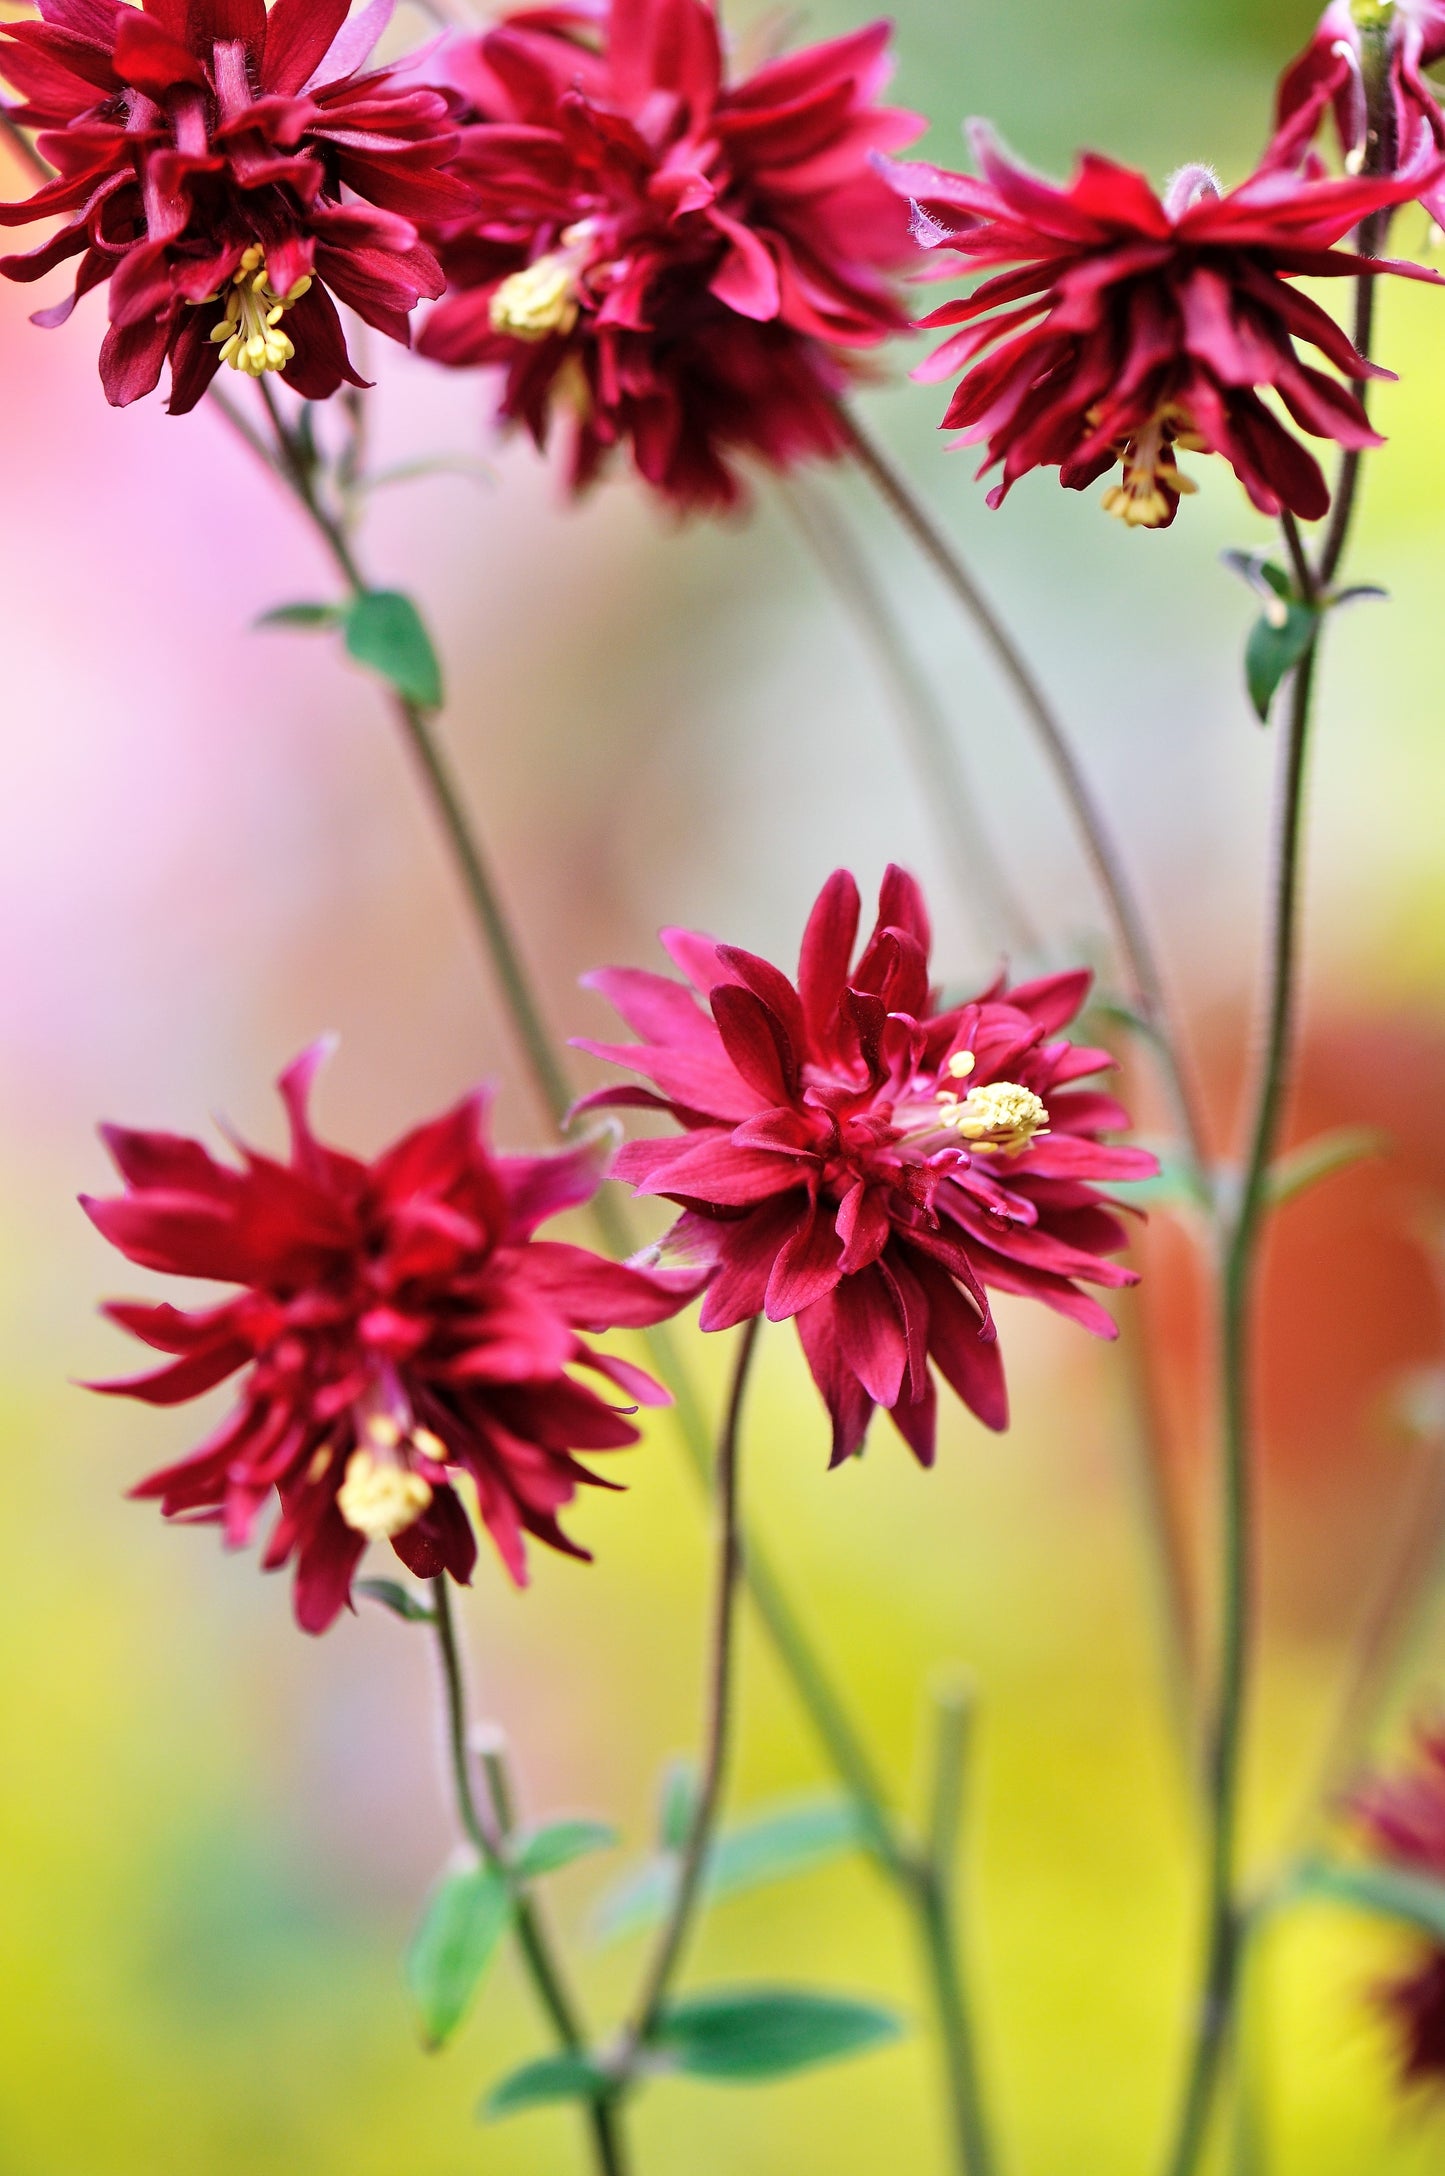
top-left (1271, 2), bottom-right (1445, 224)
top-left (414, 0), bottom-right (921, 510)
top-left (888, 126), bottom-right (1438, 528)
top-left (0, 0), bottom-right (474, 410)
top-left (1352, 1724), bottom-right (1445, 2084)
top-left (83, 1046), bottom-right (701, 1632)
top-left (576, 867), bottom-right (1155, 1464)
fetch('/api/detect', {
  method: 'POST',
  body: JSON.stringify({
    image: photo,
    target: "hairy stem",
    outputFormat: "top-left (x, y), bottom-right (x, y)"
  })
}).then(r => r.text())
top-left (432, 1579), bottom-right (629, 2176)
top-left (840, 407), bottom-right (1211, 1195)
top-left (622, 1317), bottom-right (760, 2050)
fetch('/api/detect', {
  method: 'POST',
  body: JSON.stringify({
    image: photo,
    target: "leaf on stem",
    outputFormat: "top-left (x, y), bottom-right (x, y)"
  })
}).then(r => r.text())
top-left (658, 1757), bottom-right (698, 1851)
top-left (649, 1985), bottom-right (902, 2080)
top-left (1245, 601), bottom-right (1318, 723)
top-left (254, 600), bottom-right (343, 629)
top-left (1287, 1858), bottom-right (1445, 1943)
top-left (406, 1860), bottom-right (511, 2049)
top-left (594, 1794), bottom-right (869, 1941)
top-left (344, 590), bottom-right (444, 710)
top-left (483, 2051), bottom-right (612, 2119)
top-left (512, 1818), bottom-right (619, 1880)
top-left (353, 1576), bottom-right (433, 1624)
top-left (1264, 1125), bottom-right (1388, 1208)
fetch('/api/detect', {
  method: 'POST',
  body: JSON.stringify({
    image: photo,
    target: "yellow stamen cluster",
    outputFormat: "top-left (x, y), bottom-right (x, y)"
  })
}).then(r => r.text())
top-left (940, 1078), bottom-right (1050, 1158)
top-left (337, 1446), bottom-right (434, 1541)
top-left (489, 252), bottom-right (580, 342)
top-left (1101, 404), bottom-right (1204, 529)
top-left (209, 245), bottom-right (312, 376)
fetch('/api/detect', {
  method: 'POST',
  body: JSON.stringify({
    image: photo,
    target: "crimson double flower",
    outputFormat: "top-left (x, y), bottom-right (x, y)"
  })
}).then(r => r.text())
top-left (890, 128), bottom-right (1436, 528)
top-left (84, 1047), bottom-right (700, 1631)
top-left (1352, 1725), bottom-right (1445, 2084)
top-left (416, 0), bottom-right (921, 509)
top-left (0, 0), bottom-right (472, 409)
top-left (579, 867), bottom-right (1154, 1463)
top-left (1271, 1), bottom-right (1445, 223)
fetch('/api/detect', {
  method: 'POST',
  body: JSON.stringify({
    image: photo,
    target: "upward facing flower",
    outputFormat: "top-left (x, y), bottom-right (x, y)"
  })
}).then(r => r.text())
top-left (1352, 1724), bottom-right (1445, 2084)
top-left (84, 1047), bottom-right (700, 1631)
top-left (578, 867), bottom-right (1155, 1464)
top-left (416, 0), bottom-right (921, 510)
top-left (889, 128), bottom-right (1437, 527)
top-left (1271, 1), bottom-right (1445, 223)
top-left (0, 0), bottom-right (474, 410)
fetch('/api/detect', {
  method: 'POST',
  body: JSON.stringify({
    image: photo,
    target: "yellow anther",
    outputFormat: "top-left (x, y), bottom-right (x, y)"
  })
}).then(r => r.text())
top-left (205, 248), bottom-right (309, 377)
top-left (946, 1050), bottom-right (977, 1080)
top-left (336, 1447), bottom-right (433, 1542)
top-left (1101, 404), bottom-right (1201, 529)
top-left (489, 253), bottom-right (580, 343)
top-left (941, 1079), bottom-right (1049, 1157)
top-left (410, 1426), bottom-right (448, 1463)
top-left (364, 1412), bottom-right (404, 1450)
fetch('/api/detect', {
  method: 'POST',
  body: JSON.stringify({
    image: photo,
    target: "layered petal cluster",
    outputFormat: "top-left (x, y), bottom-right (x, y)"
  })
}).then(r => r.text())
top-left (416, 0), bottom-right (921, 509)
top-left (84, 1047), bottom-right (700, 1631)
top-left (578, 867), bottom-right (1154, 1464)
top-left (1352, 1725), bottom-right (1445, 2084)
top-left (889, 128), bottom-right (1437, 527)
top-left (0, 0), bottom-right (473, 409)
top-left (1271, 0), bottom-right (1445, 223)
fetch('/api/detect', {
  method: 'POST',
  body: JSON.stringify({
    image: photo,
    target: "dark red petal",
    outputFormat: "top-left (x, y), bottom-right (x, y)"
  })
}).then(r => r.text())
top-left (797, 868), bottom-right (861, 1043)
top-left (262, 0), bottom-right (350, 94)
top-left (765, 1193), bottom-right (843, 1318)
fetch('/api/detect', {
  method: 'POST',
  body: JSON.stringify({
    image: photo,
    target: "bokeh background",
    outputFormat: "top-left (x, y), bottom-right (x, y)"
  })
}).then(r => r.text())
top-left (4, 0), bottom-right (1445, 2167)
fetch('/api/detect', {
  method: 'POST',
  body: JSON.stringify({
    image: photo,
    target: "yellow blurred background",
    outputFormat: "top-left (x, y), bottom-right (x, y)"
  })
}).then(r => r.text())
top-left (3, 0), bottom-right (1445, 2167)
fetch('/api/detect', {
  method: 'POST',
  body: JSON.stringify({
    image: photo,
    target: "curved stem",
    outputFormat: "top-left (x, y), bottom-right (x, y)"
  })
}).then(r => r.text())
top-left (623, 1317), bottom-right (760, 2051)
top-left (840, 406), bottom-right (1211, 1193)
top-left (780, 475), bottom-right (1040, 960)
top-left (432, 1579), bottom-right (629, 2176)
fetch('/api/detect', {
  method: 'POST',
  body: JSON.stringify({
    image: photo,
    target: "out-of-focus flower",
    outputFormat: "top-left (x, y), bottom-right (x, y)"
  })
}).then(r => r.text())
top-left (415, 0), bottom-right (921, 510)
top-left (577, 867), bottom-right (1154, 1464)
top-left (83, 1046), bottom-right (700, 1632)
top-left (1352, 1724), bottom-right (1445, 2083)
top-left (0, 0), bottom-right (473, 410)
top-left (888, 128), bottom-right (1437, 528)
top-left (1271, 0), bottom-right (1445, 224)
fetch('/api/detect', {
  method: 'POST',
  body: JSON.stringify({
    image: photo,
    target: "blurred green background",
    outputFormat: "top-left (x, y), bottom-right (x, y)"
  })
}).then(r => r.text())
top-left (4, 0), bottom-right (1445, 2168)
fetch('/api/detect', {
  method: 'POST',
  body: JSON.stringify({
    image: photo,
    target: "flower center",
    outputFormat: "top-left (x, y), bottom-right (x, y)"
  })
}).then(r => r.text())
top-left (208, 245), bottom-right (312, 377)
top-left (336, 1442), bottom-right (434, 1541)
top-left (490, 252), bottom-right (582, 343)
top-left (940, 1079), bottom-right (1050, 1157)
top-left (1101, 404), bottom-right (1203, 529)
top-left (1350, 0), bottom-right (1394, 28)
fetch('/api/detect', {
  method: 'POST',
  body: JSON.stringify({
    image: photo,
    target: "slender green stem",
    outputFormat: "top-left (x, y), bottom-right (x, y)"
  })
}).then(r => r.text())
top-left (781, 476), bottom-right (1040, 960)
top-left (839, 406), bottom-right (1211, 1197)
top-left (622, 1319), bottom-right (760, 2053)
top-left (915, 1678), bottom-right (997, 2176)
top-left (431, 1579), bottom-right (629, 2176)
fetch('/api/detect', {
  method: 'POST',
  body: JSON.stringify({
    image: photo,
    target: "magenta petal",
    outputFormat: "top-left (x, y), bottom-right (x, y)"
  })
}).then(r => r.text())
top-left (832, 1266), bottom-right (907, 1406)
top-left (765, 1195), bottom-right (843, 1319)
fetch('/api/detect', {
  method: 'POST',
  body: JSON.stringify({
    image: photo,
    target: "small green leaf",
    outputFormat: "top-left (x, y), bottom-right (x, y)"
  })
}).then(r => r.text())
top-left (658, 1758), bottom-right (698, 1852)
top-left (1265, 1125), bottom-right (1388, 1208)
top-left (255, 600), bottom-right (343, 629)
top-left (1246, 602), bottom-right (1317, 722)
top-left (513, 1819), bottom-right (619, 1880)
top-left (1221, 549), bottom-right (1291, 604)
top-left (596, 1795), bottom-right (868, 1941)
top-left (1288, 1858), bottom-right (1445, 1943)
top-left (354, 1577), bottom-right (434, 1624)
top-left (651, 1986), bottom-right (902, 2080)
top-left (483, 2052), bottom-right (611, 2119)
top-left (406, 1861), bottom-right (511, 2049)
top-left (344, 589), bottom-right (443, 709)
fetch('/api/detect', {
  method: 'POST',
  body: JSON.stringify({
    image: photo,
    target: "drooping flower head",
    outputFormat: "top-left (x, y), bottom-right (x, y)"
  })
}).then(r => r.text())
top-left (0, 0), bottom-right (474, 410)
top-left (415, 0), bottom-right (922, 510)
top-left (1270, 0), bottom-right (1445, 225)
top-left (888, 127), bottom-right (1438, 528)
top-left (83, 1046), bottom-right (701, 1631)
top-left (1351, 1723), bottom-right (1445, 2084)
top-left (577, 867), bottom-right (1155, 1464)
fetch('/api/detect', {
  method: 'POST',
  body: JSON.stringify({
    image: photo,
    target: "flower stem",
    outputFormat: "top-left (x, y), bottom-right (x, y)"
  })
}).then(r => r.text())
top-left (913, 1678), bottom-right (997, 2176)
top-left (839, 406), bottom-right (1211, 1195)
top-left (431, 1577), bottom-right (630, 2176)
top-left (620, 1317), bottom-right (760, 2053)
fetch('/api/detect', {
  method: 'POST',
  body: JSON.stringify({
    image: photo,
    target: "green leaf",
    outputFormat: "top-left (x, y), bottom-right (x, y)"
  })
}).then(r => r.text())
top-left (658, 1759), bottom-right (698, 1852)
top-left (353, 1577), bottom-right (433, 1624)
top-left (513, 1819), bottom-right (619, 1880)
top-left (255, 600), bottom-right (343, 629)
top-left (1264, 1125), bottom-right (1388, 1208)
top-left (1221, 550), bottom-right (1291, 605)
top-left (483, 2052), bottom-right (611, 2119)
top-left (406, 1861), bottom-right (511, 2049)
top-left (344, 589), bottom-right (443, 709)
top-left (1288, 1858), bottom-right (1445, 1943)
top-left (595, 1795), bottom-right (869, 1941)
top-left (651, 1986), bottom-right (902, 2080)
top-left (1246, 602), bottom-right (1317, 722)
